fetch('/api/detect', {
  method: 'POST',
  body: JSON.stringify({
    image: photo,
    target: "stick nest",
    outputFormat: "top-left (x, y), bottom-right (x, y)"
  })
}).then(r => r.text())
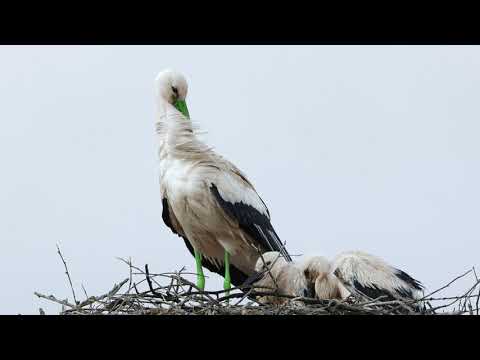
top-left (34, 251), bottom-right (480, 315)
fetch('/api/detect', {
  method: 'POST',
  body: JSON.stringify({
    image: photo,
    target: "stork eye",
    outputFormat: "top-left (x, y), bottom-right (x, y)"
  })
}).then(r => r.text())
top-left (171, 86), bottom-right (178, 95)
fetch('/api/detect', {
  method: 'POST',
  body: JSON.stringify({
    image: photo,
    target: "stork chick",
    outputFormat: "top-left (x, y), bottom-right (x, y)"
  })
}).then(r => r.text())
top-left (301, 251), bottom-right (424, 304)
top-left (252, 251), bottom-right (310, 304)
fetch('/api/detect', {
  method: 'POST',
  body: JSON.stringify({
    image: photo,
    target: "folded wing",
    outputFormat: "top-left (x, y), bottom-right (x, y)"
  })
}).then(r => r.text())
top-left (209, 165), bottom-right (292, 262)
top-left (331, 251), bottom-right (424, 302)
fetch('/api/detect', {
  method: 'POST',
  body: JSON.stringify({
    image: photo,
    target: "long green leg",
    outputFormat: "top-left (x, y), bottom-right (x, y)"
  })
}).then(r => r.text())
top-left (194, 249), bottom-right (205, 291)
top-left (224, 251), bottom-right (231, 297)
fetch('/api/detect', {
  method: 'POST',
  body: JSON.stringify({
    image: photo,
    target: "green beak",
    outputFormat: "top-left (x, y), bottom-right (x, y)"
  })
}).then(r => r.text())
top-left (174, 99), bottom-right (190, 119)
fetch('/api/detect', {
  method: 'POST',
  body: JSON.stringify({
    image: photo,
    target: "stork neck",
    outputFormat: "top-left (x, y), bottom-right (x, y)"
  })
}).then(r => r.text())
top-left (155, 100), bottom-right (209, 160)
top-left (156, 101), bottom-right (193, 139)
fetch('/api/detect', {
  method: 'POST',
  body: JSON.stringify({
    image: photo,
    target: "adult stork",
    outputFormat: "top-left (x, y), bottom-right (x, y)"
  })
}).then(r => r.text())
top-left (155, 69), bottom-right (292, 294)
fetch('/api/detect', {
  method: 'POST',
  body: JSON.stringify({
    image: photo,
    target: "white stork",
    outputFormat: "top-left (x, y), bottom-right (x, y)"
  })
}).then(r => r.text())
top-left (301, 251), bottom-right (425, 304)
top-left (155, 69), bottom-right (292, 293)
top-left (298, 255), bottom-right (349, 300)
top-left (254, 251), bottom-right (424, 307)
top-left (253, 251), bottom-right (310, 304)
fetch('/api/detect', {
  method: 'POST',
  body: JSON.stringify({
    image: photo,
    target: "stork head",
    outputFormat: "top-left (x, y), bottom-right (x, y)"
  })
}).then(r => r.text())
top-left (301, 256), bottom-right (344, 299)
top-left (155, 69), bottom-right (190, 119)
top-left (301, 256), bottom-right (332, 284)
top-left (254, 251), bottom-right (288, 273)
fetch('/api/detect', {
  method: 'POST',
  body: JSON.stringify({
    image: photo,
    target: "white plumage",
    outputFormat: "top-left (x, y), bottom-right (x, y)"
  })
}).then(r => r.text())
top-left (253, 251), bottom-right (309, 304)
top-left (155, 69), bottom-right (292, 288)
top-left (253, 250), bottom-right (424, 305)
top-left (299, 255), bottom-right (349, 300)
top-left (154, 69), bottom-right (424, 306)
top-left (302, 251), bottom-right (425, 302)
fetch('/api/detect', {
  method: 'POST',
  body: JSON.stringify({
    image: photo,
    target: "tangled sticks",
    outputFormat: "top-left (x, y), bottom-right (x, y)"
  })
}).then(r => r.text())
top-left (34, 252), bottom-right (480, 315)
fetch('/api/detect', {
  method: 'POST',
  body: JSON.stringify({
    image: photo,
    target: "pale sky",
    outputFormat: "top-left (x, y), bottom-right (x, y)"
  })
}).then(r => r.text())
top-left (1, 45), bottom-right (479, 314)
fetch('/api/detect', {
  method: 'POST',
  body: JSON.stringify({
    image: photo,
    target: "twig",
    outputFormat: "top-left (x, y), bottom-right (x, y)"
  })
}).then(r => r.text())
top-left (34, 292), bottom-right (75, 308)
top-left (35, 255), bottom-right (480, 315)
top-left (421, 269), bottom-right (472, 300)
top-left (56, 244), bottom-right (78, 305)
top-left (81, 284), bottom-right (88, 299)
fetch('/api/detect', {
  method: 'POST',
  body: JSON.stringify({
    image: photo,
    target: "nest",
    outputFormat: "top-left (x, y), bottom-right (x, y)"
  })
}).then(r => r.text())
top-left (34, 248), bottom-right (480, 315)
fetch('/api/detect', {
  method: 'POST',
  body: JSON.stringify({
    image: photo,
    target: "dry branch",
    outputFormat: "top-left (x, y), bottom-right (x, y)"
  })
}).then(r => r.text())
top-left (34, 256), bottom-right (480, 315)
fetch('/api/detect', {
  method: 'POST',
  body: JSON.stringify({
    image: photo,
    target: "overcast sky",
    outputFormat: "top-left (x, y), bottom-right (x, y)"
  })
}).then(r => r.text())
top-left (1, 45), bottom-right (479, 314)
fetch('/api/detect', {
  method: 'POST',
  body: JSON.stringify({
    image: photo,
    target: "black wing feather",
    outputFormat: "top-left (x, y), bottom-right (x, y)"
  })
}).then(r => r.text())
top-left (394, 268), bottom-right (424, 291)
top-left (162, 197), bottom-right (249, 288)
top-left (334, 266), bottom-right (423, 301)
top-left (350, 279), bottom-right (425, 313)
top-left (210, 183), bottom-right (292, 262)
top-left (334, 267), bottom-right (425, 313)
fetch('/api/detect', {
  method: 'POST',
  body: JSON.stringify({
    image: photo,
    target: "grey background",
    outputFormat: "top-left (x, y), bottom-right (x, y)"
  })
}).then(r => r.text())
top-left (0, 46), bottom-right (479, 314)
